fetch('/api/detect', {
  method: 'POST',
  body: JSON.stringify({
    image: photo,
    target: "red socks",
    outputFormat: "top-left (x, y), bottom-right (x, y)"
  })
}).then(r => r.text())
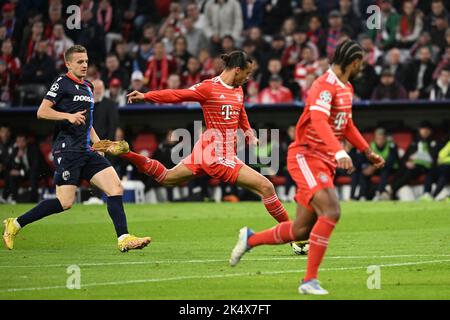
top-left (304, 216), bottom-right (336, 281)
top-left (120, 151), bottom-right (168, 183)
top-left (262, 194), bottom-right (289, 223)
top-left (248, 221), bottom-right (295, 247)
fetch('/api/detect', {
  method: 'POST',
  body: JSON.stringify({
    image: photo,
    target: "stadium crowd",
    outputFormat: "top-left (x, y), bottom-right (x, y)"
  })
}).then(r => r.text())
top-left (0, 0), bottom-right (449, 203)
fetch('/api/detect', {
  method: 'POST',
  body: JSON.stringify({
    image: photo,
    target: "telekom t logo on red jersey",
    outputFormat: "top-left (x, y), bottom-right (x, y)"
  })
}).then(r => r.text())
top-left (221, 105), bottom-right (232, 120)
top-left (334, 112), bottom-right (347, 130)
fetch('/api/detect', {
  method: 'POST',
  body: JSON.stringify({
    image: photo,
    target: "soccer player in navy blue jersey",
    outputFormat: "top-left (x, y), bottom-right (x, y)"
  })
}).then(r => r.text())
top-left (3, 45), bottom-right (150, 252)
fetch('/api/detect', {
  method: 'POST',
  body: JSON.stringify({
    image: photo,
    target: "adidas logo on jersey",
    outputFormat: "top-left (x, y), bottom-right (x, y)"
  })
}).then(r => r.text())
top-left (73, 95), bottom-right (94, 102)
top-left (219, 94), bottom-right (226, 99)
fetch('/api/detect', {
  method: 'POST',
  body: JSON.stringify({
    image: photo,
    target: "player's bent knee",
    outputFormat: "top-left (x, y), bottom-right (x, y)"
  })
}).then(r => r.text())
top-left (58, 198), bottom-right (74, 210)
top-left (323, 210), bottom-right (341, 222)
top-left (104, 183), bottom-right (123, 196)
top-left (260, 179), bottom-right (275, 197)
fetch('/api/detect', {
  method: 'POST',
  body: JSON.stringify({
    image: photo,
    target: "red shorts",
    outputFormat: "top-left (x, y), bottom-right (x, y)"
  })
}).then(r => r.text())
top-left (287, 149), bottom-right (335, 210)
top-left (182, 140), bottom-right (244, 184)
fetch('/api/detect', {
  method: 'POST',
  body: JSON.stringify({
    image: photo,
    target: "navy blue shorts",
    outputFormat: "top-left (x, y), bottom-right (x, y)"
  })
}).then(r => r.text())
top-left (53, 151), bottom-right (111, 186)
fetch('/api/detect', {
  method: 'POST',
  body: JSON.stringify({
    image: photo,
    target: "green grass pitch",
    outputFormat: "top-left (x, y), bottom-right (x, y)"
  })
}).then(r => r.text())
top-left (0, 201), bottom-right (449, 300)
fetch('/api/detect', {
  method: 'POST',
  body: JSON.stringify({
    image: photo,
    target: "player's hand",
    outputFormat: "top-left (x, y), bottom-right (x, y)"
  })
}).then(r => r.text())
top-left (127, 91), bottom-right (145, 104)
top-left (365, 149), bottom-right (385, 169)
top-left (67, 110), bottom-right (86, 125)
top-left (336, 151), bottom-right (354, 174)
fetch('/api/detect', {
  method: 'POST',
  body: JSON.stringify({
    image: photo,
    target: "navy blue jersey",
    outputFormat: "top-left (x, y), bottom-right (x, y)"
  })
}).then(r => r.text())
top-left (44, 73), bottom-right (95, 153)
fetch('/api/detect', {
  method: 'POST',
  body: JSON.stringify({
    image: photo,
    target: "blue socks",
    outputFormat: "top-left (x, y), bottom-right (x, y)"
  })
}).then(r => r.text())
top-left (107, 195), bottom-right (129, 237)
top-left (17, 199), bottom-right (64, 227)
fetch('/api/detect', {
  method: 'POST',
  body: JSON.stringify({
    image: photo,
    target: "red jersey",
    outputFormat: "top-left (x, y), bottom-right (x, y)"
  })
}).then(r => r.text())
top-left (144, 76), bottom-right (253, 159)
top-left (290, 68), bottom-right (368, 167)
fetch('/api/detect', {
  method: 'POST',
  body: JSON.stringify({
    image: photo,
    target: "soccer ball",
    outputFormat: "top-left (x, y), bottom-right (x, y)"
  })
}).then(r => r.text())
top-left (291, 240), bottom-right (310, 255)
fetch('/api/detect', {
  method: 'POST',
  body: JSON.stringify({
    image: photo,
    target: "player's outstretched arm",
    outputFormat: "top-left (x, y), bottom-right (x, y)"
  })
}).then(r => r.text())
top-left (37, 99), bottom-right (86, 125)
top-left (127, 82), bottom-right (210, 105)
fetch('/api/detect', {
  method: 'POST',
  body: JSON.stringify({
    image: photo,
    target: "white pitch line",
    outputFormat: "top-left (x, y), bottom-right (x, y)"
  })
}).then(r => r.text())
top-left (1, 259), bottom-right (450, 293)
top-left (0, 254), bottom-right (449, 269)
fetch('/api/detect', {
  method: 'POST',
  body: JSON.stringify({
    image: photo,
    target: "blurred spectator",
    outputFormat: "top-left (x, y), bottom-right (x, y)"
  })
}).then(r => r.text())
top-left (325, 10), bottom-right (352, 59)
top-left (359, 34), bottom-right (383, 69)
top-left (75, 9), bottom-right (106, 65)
top-left (294, 46), bottom-right (318, 94)
top-left (258, 74), bottom-right (294, 104)
top-left (262, 0), bottom-right (292, 35)
top-left (316, 56), bottom-right (330, 76)
top-left (212, 55), bottom-right (225, 76)
top-left (425, 0), bottom-right (449, 32)
top-left (246, 27), bottom-right (270, 55)
top-left (368, 0), bottom-right (400, 51)
top-left (129, 70), bottom-right (149, 93)
top-left (113, 39), bottom-right (133, 75)
top-left (352, 61), bottom-right (379, 100)
top-left (383, 48), bottom-right (406, 83)
top-left (221, 35), bottom-right (236, 54)
top-left (294, 0), bottom-right (318, 31)
top-left (121, 0), bottom-right (160, 42)
top-left (429, 15), bottom-right (449, 51)
top-left (97, 0), bottom-right (113, 34)
top-left (433, 46), bottom-right (450, 79)
top-left (280, 17), bottom-right (297, 46)
top-left (204, 0), bottom-right (243, 53)
top-left (259, 57), bottom-right (286, 90)
top-left (167, 74), bottom-right (182, 90)
top-left (105, 78), bottom-right (126, 106)
top-left (1, 2), bottom-right (19, 40)
top-left (19, 20), bottom-right (44, 64)
top-left (301, 73), bottom-right (317, 101)
top-left (359, 128), bottom-right (399, 200)
top-left (241, 0), bottom-right (265, 30)
top-left (198, 48), bottom-right (216, 78)
top-left (185, 2), bottom-right (206, 30)
top-left (161, 24), bottom-right (177, 54)
top-left (0, 25), bottom-right (8, 49)
top-left (141, 23), bottom-right (158, 47)
top-left (0, 125), bottom-right (12, 187)
top-left (182, 17), bottom-right (208, 57)
top-left (422, 138), bottom-right (450, 200)
top-left (409, 31), bottom-right (440, 63)
top-left (0, 38), bottom-right (20, 77)
top-left (44, 3), bottom-right (62, 39)
top-left (2, 133), bottom-right (40, 203)
top-left (307, 15), bottom-right (327, 53)
top-left (182, 56), bottom-right (202, 88)
top-left (86, 64), bottom-right (101, 83)
top-left (0, 59), bottom-right (13, 106)
top-left (21, 39), bottom-right (56, 87)
top-left (173, 35), bottom-right (192, 73)
top-left (102, 53), bottom-right (129, 90)
top-left (92, 79), bottom-right (118, 141)
top-left (402, 46), bottom-right (436, 99)
top-left (158, 2), bottom-right (184, 40)
top-left (429, 66), bottom-right (450, 100)
top-left (48, 22), bottom-right (74, 72)
top-left (282, 28), bottom-right (318, 69)
top-left (390, 121), bottom-right (439, 200)
top-left (396, 0), bottom-right (423, 49)
top-left (371, 68), bottom-right (407, 100)
top-left (339, 0), bottom-right (361, 37)
top-left (133, 39), bottom-right (153, 73)
top-left (265, 34), bottom-right (286, 60)
top-left (245, 80), bottom-right (259, 103)
top-left (144, 41), bottom-right (177, 90)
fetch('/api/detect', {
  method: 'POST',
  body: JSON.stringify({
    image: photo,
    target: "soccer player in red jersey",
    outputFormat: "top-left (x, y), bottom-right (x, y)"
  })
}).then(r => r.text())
top-left (95, 51), bottom-right (290, 225)
top-left (229, 40), bottom-right (385, 295)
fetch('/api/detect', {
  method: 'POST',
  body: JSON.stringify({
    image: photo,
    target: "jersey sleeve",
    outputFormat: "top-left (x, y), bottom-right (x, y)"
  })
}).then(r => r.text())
top-left (307, 81), bottom-right (335, 117)
top-left (44, 77), bottom-right (65, 106)
top-left (344, 118), bottom-right (369, 152)
top-left (144, 81), bottom-right (211, 104)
